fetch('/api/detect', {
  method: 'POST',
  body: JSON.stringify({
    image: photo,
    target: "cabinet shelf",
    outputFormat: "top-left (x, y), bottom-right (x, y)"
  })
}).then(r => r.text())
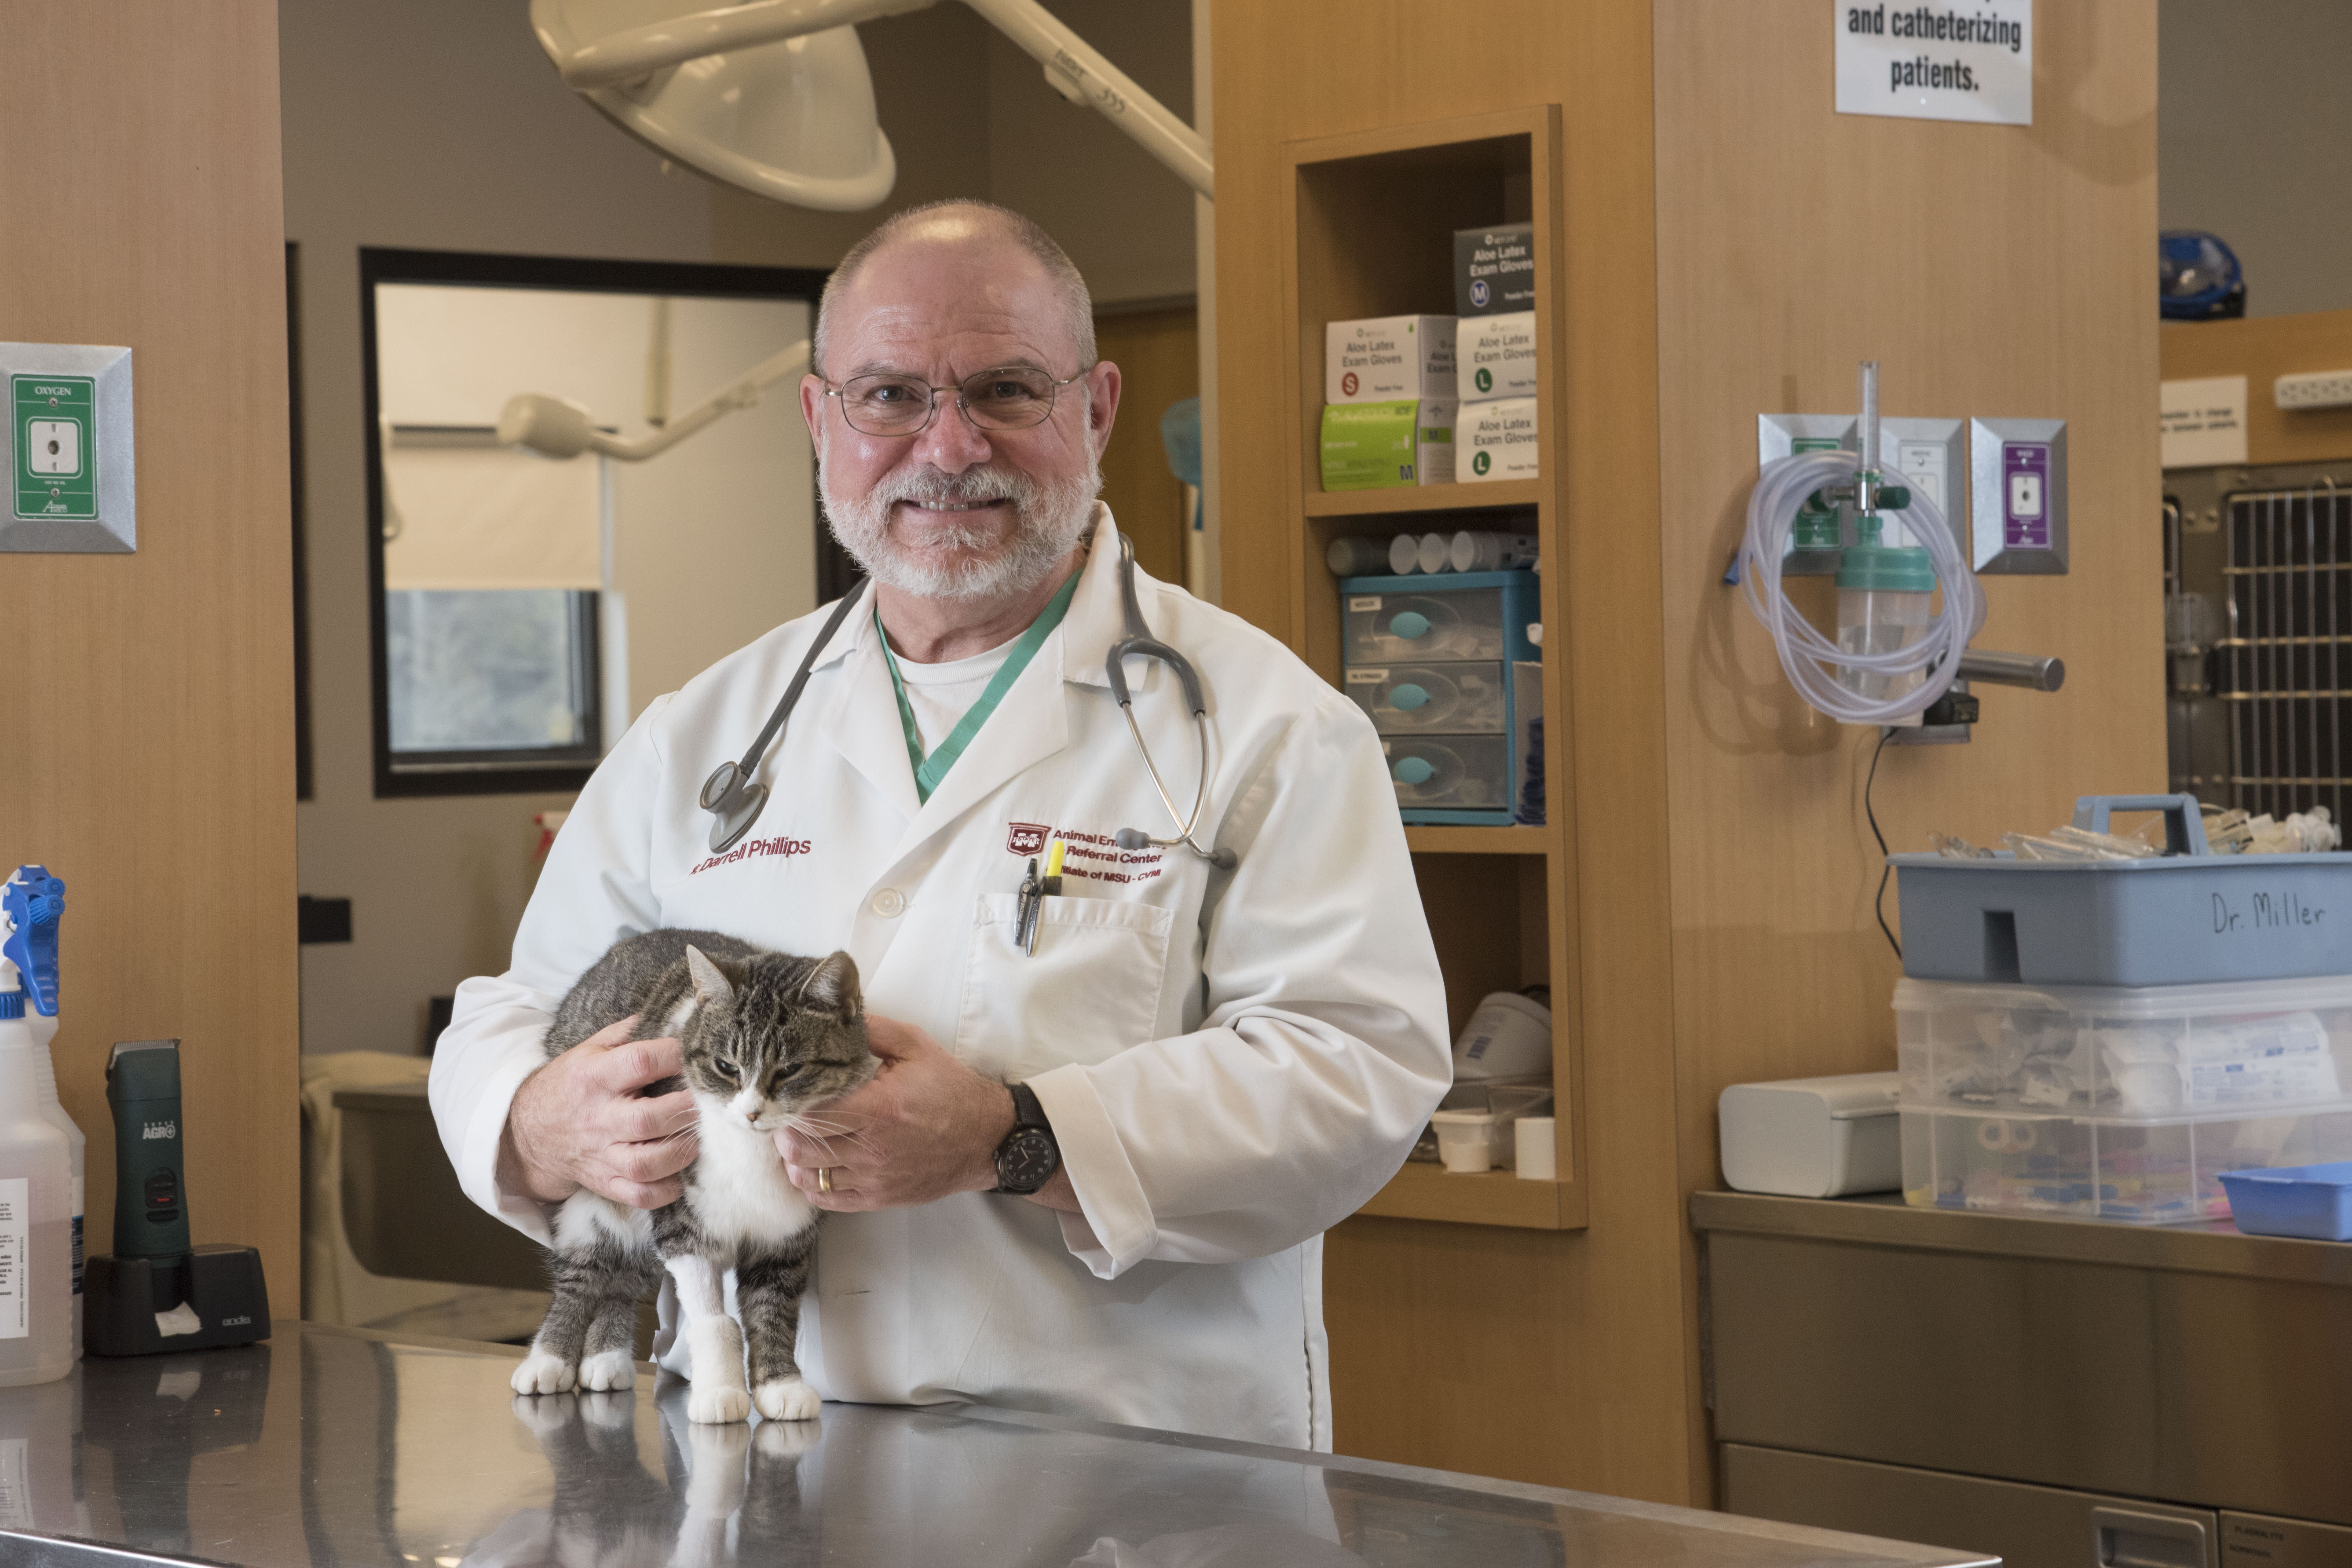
top-left (1404, 825), bottom-right (1549, 855)
top-left (1304, 479), bottom-right (1544, 519)
top-left (1355, 1161), bottom-right (1584, 1230)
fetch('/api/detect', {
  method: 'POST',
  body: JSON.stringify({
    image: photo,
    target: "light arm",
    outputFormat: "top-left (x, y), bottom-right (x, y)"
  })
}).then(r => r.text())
top-left (497, 339), bottom-right (810, 463)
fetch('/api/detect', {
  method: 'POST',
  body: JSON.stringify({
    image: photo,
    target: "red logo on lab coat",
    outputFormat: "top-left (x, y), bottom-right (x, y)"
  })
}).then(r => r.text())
top-left (1006, 822), bottom-right (1051, 856)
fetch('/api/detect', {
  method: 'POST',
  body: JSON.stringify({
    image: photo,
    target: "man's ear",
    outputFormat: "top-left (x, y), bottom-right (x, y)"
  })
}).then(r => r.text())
top-left (798, 950), bottom-right (863, 1020)
top-left (684, 945), bottom-right (735, 1008)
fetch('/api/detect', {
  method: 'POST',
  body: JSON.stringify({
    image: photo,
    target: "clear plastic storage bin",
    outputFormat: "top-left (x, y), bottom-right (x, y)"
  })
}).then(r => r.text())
top-left (1384, 735), bottom-right (1510, 814)
top-left (1345, 663), bottom-right (1506, 734)
top-left (1896, 974), bottom-right (2352, 1222)
top-left (1339, 570), bottom-right (1539, 666)
top-left (1346, 587), bottom-right (1505, 663)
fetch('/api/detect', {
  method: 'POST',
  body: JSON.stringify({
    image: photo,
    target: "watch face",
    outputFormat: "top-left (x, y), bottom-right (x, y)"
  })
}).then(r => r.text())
top-left (998, 1127), bottom-right (1059, 1192)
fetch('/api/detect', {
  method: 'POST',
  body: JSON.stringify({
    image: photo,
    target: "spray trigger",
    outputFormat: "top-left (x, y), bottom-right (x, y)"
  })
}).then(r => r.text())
top-left (2, 865), bottom-right (65, 1017)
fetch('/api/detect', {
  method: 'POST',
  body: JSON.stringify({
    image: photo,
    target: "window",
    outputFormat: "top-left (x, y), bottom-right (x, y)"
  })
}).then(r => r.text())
top-left (361, 249), bottom-right (830, 797)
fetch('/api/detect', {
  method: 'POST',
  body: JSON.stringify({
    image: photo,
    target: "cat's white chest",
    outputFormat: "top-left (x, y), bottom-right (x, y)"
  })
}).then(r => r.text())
top-left (689, 1105), bottom-right (817, 1250)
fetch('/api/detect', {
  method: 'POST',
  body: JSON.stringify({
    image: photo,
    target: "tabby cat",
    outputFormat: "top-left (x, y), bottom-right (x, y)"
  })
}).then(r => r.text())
top-left (509, 929), bottom-right (875, 1422)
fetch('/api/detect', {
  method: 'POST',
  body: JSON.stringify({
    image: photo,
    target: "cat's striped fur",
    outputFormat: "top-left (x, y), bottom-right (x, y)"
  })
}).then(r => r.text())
top-left (512, 929), bottom-right (875, 1422)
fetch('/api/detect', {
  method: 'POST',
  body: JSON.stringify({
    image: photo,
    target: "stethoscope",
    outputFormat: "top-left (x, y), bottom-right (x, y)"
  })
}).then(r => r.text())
top-left (700, 535), bottom-right (1236, 870)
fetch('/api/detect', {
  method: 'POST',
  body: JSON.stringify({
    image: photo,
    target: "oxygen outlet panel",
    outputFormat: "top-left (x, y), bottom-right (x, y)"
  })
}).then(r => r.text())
top-left (1, 342), bottom-right (135, 553)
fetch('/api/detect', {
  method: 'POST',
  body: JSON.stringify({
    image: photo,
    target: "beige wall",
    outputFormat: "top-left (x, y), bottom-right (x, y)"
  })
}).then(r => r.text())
top-left (2161, 0), bottom-right (2352, 318)
top-left (286, 0), bottom-right (1195, 1056)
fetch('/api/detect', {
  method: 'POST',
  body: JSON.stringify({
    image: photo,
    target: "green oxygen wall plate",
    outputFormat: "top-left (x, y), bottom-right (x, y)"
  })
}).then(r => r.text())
top-left (1, 343), bottom-right (134, 553)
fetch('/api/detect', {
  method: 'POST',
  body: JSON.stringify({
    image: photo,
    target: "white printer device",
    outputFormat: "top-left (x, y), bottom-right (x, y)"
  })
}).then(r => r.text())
top-left (1717, 1071), bottom-right (1901, 1199)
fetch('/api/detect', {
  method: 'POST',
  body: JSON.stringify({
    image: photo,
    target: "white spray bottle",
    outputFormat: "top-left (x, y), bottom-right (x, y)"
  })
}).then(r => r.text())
top-left (0, 866), bottom-right (71, 1384)
top-left (3, 866), bottom-right (83, 1360)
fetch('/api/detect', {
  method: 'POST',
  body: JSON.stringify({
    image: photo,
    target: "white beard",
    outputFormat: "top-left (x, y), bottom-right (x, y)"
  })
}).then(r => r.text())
top-left (822, 456), bottom-right (1101, 603)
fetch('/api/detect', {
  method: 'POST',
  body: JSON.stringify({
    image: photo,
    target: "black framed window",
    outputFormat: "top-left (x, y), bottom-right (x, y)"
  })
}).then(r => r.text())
top-left (360, 248), bottom-right (829, 798)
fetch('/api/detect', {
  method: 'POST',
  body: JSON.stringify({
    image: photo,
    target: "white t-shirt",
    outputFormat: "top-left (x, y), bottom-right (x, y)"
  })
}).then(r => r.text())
top-left (886, 637), bottom-right (1014, 757)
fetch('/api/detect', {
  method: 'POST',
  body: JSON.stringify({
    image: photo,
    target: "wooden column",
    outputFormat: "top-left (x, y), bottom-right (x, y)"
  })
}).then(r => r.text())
top-left (0, 5), bottom-right (299, 1294)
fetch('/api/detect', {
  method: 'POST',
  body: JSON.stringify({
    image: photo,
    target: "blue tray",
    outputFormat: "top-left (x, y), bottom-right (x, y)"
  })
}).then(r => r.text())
top-left (2217, 1161), bottom-right (2352, 1242)
top-left (1891, 793), bottom-right (2352, 987)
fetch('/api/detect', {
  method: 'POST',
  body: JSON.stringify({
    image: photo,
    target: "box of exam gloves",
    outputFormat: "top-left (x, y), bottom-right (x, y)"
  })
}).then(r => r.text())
top-left (1320, 399), bottom-right (1456, 490)
top-left (1457, 311), bottom-right (1538, 403)
top-left (1455, 223), bottom-right (1536, 317)
top-left (1325, 315), bottom-right (1455, 404)
top-left (1461, 397), bottom-right (1538, 482)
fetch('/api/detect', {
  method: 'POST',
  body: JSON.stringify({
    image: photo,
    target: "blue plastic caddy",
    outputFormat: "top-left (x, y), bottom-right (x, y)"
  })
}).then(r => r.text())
top-left (2217, 1161), bottom-right (2352, 1242)
top-left (1890, 794), bottom-right (2352, 987)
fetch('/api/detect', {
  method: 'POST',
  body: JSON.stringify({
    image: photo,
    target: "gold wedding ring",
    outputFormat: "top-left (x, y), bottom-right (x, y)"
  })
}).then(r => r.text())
top-left (817, 1167), bottom-right (834, 1195)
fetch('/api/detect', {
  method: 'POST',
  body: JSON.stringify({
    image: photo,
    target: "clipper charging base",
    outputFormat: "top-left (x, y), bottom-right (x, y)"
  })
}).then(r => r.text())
top-left (83, 1040), bottom-right (268, 1357)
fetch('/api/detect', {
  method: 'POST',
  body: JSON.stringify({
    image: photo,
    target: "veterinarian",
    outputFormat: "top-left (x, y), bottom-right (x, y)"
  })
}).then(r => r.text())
top-left (430, 198), bottom-right (1451, 1450)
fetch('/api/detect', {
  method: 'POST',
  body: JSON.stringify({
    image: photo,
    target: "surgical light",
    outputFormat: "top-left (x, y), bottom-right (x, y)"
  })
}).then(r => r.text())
top-left (529, 0), bottom-right (1212, 210)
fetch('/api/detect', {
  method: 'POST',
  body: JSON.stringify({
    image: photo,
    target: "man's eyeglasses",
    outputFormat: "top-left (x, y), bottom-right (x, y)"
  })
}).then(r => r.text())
top-left (822, 365), bottom-right (1091, 438)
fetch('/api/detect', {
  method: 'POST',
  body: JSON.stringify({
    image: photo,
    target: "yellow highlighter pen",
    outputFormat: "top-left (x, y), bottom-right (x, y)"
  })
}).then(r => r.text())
top-left (1043, 840), bottom-right (1066, 895)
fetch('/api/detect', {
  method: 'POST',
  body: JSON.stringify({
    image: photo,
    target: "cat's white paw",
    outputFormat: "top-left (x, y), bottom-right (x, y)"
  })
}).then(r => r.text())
top-left (752, 1378), bottom-right (821, 1422)
top-left (578, 1349), bottom-right (636, 1392)
top-left (508, 1393), bottom-right (573, 1437)
top-left (511, 1351), bottom-right (577, 1395)
top-left (687, 1382), bottom-right (753, 1424)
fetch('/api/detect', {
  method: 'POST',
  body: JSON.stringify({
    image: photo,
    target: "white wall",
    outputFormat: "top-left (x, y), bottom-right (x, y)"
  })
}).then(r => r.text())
top-left (2160, 0), bottom-right (2352, 318)
top-left (284, 0), bottom-right (1194, 1056)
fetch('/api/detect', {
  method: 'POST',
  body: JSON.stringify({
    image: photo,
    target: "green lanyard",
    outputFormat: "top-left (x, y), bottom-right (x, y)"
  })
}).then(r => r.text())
top-left (879, 567), bottom-right (1083, 804)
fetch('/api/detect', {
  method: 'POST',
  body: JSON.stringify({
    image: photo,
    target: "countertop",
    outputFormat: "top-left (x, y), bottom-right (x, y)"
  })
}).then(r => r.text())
top-left (1689, 1189), bottom-right (2352, 1284)
top-left (0, 1320), bottom-right (1995, 1568)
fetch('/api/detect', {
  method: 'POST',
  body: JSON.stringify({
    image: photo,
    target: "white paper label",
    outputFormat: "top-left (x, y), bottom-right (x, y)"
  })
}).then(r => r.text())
top-left (2160, 376), bottom-right (2250, 469)
top-left (1834, 1), bottom-right (2033, 126)
top-left (0, 1178), bottom-right (24, 1339)
top-left (0, 1439), bottom-right (28, 1529)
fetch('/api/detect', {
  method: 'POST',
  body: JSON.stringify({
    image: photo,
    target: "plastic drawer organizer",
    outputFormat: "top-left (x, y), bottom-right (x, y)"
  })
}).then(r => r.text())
top-left (1890, 794), bottom-right (2352, 987)
top-left (1345, 662), bottom-right (1507, 735)
top-left (1384, 735), bottom-right (1511, 815)
top-left (1897, 974), bottom-right (2352, 1223)
top-left (1341, 571), bottom-right (1539, 826)
top-left (1342, 572), bottom-right (1539, 665)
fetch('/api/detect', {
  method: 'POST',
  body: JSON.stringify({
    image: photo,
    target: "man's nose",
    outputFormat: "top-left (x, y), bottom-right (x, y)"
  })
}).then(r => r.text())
top-left (908, 395), bottom-right (994, 473)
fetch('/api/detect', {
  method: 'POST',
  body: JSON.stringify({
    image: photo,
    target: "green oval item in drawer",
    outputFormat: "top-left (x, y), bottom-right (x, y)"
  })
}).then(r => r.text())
top-left (1388, 683), bottom-right (1431, 711)
top-left (1392, 756), bottom-right (1437, 786)
top-left (1389, 610), bottom-right (1431, 642)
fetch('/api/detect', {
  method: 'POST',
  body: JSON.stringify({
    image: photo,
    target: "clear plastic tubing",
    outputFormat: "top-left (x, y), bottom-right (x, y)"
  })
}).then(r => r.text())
top-left (1737, 449), bottom-right (1985, 724)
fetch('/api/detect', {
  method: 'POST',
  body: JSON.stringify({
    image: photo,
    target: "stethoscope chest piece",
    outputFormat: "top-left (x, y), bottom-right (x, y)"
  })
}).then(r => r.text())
top-left (701, 759), bottom-right (770, 854)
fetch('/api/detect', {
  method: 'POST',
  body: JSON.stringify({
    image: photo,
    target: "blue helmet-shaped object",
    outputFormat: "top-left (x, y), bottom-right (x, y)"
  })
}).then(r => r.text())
top-left (2159, 230), bottom-right (2246, 321)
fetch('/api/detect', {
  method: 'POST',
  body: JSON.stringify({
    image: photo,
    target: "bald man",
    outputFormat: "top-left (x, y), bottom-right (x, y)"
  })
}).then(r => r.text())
top-left (433, 200), bottom-right (1449, 1447)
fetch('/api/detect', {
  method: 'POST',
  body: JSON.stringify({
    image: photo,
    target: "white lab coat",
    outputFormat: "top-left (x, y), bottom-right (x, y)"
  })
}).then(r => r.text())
top-left (428, 509), bottom-right (1450, 1449)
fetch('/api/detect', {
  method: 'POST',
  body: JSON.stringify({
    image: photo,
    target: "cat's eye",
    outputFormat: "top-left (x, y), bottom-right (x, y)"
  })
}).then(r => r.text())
top-left (713, 1059), bottom-right (739, 1082)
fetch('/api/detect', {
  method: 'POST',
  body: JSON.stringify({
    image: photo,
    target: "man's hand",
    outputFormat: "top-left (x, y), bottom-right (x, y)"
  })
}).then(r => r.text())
top-left (500, 1016), bottom-right (699, 1210)
top-left (777, 1016), bottom-right (1017, 1211)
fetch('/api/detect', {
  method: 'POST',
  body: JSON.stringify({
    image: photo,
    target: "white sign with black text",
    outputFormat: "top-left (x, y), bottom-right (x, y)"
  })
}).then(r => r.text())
top-left (1834, 1), bottom-right (2033, 126)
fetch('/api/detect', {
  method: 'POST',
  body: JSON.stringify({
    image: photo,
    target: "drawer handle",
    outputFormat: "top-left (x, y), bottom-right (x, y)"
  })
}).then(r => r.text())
top-left (1388, 683), bottom-right (1431, 712)
top-left (2092, 1506), bottom-right (2210, 1568)
top-left (1392, 757), bottom-right (1436, 786)
top-left (1389, 610), bottom-right (1431, 641)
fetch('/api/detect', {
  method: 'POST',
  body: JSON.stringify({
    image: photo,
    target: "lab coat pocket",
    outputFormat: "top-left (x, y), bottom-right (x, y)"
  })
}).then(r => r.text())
top-left (955, 893), bottom-right (1174, 1082)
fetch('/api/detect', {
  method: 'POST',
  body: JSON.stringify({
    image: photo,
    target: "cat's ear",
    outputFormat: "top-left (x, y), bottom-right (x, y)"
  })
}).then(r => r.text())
top-left (799, 950), bottom-right (863, 1020)
top-left (684, 944), bottom-right (735, 1008)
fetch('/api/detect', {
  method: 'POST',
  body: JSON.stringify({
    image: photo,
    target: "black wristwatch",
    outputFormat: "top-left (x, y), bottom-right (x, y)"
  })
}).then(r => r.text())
top-left (992, 1082), bottom-right (1061, 1194)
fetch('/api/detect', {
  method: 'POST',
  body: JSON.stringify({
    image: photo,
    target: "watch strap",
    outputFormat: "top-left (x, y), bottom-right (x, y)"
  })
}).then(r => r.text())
top-left (1008, 1080), bottom-right (1049, 1132)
